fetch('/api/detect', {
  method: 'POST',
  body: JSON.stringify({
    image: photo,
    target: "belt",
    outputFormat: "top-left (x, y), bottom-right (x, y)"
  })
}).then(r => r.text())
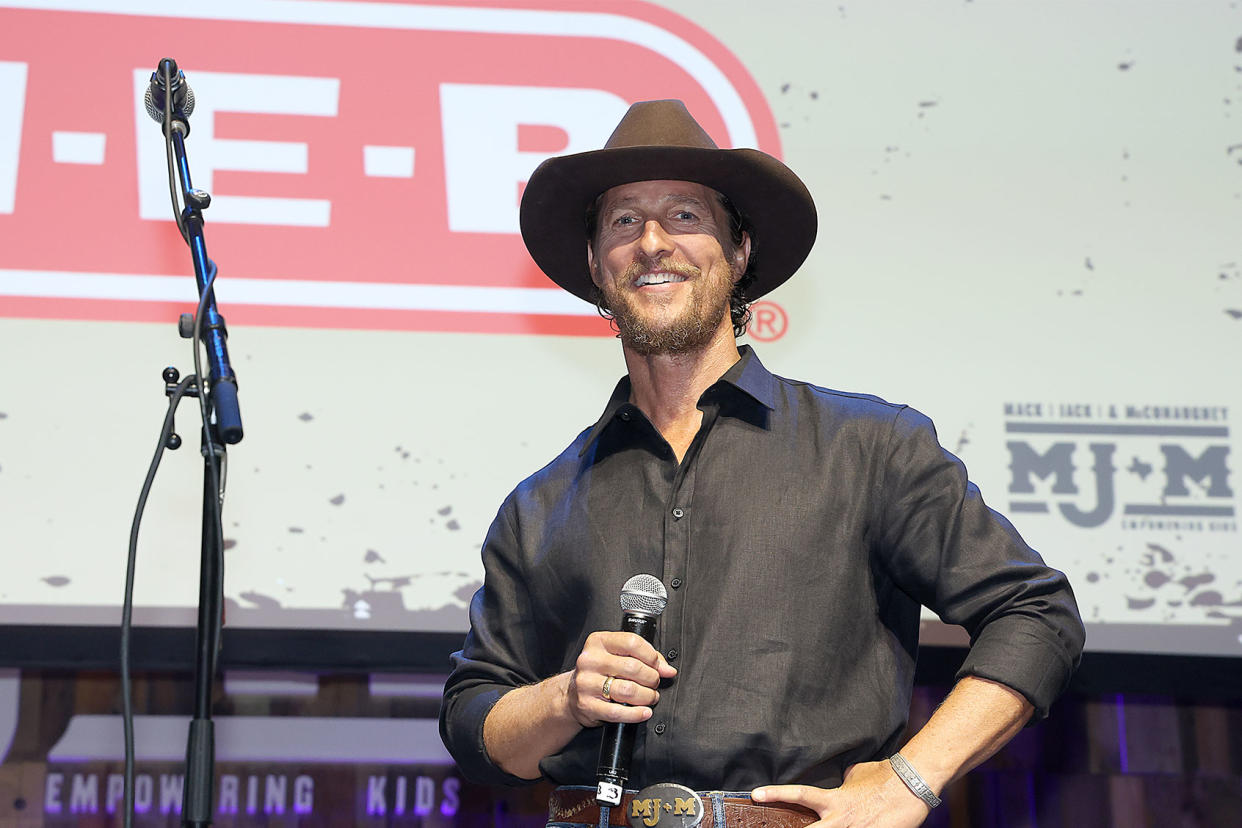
top-left (548, 787), bottom-right (818, 828)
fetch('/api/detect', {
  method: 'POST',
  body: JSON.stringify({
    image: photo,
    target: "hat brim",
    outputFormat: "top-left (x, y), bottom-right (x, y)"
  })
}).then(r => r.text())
top-left (519, 145), bottom-right (817, 303)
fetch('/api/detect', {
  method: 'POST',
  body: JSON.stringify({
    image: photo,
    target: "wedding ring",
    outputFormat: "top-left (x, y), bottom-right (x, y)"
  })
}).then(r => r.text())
top-left (602, 675), bottom-right (615, 701)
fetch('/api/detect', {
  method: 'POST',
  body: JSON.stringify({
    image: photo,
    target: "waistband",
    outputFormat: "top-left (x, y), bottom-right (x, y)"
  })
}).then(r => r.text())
top-left (547, 786), bottom-right (818, 828)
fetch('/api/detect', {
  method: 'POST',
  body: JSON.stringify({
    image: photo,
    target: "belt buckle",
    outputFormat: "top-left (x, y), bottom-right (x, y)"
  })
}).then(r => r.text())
top-left (627, 783), bottom-right (705, 828)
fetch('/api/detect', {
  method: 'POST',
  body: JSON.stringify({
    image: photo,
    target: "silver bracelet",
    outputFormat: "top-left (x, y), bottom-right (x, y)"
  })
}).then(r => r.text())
top-left (888, 753), bottom-right (942, 809)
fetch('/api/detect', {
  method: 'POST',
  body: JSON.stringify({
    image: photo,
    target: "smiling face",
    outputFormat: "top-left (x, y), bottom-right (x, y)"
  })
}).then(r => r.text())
top-left (588, 180), bottom-right (750, 356)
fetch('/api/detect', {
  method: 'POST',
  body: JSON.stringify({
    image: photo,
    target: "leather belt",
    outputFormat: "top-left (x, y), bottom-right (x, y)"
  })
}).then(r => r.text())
top-left (548, 787), bottom-right (818, 828)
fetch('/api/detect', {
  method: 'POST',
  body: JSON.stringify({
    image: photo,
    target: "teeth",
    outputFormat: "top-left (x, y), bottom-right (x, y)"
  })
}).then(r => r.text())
top-left (635, 272), bottom-right (687, 287)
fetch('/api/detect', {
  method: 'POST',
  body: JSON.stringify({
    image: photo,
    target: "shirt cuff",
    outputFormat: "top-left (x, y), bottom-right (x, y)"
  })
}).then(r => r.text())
top-left (955, 618), bottom-right (1080, 721)
top-left (440, 683), bottom-right (542, 787)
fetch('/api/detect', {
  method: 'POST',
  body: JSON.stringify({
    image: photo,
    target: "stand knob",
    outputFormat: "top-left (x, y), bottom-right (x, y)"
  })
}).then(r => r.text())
top-left (178, 313), bottom-right (195, 339)
top-left (187, 188), bottom-right (211, 209)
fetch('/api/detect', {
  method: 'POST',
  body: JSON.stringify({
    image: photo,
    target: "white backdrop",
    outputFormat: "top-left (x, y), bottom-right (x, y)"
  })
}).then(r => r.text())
top-left (0, 0), bottom-right (1239, 657)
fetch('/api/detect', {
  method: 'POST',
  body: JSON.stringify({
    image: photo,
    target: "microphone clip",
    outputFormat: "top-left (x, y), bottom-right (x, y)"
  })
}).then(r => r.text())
top-left (145, 58), bottom-right (196, 135)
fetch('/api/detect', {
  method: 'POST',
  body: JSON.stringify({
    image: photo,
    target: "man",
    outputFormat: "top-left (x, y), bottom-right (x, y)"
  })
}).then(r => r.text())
top-left (440, 100), bottom-right (1084, 826)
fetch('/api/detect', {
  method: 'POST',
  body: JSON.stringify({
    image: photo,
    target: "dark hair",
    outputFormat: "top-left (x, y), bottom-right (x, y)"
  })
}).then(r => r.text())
top-left (585, 189), bottom-right (757, 336)
top-left (717, 193), bottom-right (757, 337)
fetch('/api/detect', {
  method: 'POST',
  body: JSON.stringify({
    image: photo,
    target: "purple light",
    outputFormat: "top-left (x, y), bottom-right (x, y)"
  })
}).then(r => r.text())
top-left (44, 773), bottom-right (63, 814)
top-left (134, 775), bottom-right (152, 814)
top-left (263, 774), bottom-right (287, 814)
top-left (441, 778), bottom-right (460, 817)
top-left (294, 775), bottom-right (314, 815)
top-left (367, 775), bottom-right (387, 815)
top-left (106, 774), bottom-right (124, 814)
top-left (218, 775), bottom-right (239, 814)
top-left (1115, 693), bottom-right (1130, 774)
top-left (159, 773), bottom-right (183, 814)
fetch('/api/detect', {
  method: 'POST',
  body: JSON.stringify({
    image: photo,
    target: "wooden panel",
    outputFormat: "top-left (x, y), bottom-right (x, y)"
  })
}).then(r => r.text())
top-left (0, 760), bottom-right (46, 828)
top-left (1122, 696), bottom-right (1184, 775)
top-left (1191, 705), bottom-right (1234, 776)
top-left (1108, 775), bottom-right (1149, 828)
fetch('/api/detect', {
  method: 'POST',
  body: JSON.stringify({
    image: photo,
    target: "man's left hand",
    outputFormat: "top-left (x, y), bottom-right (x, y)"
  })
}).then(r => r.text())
top-left (751, 760), bottom-right (931, 828)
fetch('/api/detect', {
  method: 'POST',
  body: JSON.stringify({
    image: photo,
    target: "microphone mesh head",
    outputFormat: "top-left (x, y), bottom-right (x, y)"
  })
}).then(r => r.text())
top-left (143, 87), bottom-right (161, 123)
top-left (144, 75), bottom-right (196, 123)
top-left (620, 574), bottom-right (668, 617)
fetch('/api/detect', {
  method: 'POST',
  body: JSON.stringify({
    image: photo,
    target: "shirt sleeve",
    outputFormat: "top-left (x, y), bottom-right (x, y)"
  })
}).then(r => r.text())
top-left (438, 494), bottom-right (546, 786)
top-left (876, 406), bottom-right (1086, 719)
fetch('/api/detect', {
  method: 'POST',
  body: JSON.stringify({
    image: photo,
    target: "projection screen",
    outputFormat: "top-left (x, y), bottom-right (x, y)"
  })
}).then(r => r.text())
top-left (0, 0), bottom-right (1239, 659)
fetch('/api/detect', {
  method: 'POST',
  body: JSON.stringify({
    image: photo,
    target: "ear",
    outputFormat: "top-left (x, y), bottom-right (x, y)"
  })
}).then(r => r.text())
top-left (732, 231), bottom-right (752, 284)
top-left (587, 241), bottom-right (603, 288)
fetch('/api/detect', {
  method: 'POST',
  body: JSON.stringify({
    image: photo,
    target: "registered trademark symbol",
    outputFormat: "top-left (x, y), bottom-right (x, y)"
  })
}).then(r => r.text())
top-left (748, 301), bottom-right (788, 341)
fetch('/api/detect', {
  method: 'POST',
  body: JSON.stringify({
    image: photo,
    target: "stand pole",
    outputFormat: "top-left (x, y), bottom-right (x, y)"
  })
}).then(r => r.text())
top-left (147, 59), bottom-right (243, 825)
top-left (182, 426), bottom-right (225, 827)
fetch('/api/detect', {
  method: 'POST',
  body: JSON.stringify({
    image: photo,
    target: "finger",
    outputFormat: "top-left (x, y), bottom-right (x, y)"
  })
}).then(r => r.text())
top-left (601, 677), bottom-right (661, 708)
top-left (582, 633), bottom-right (658, 670)
top-left (578, 651), bottom-right (665, 690)
top-left (584, 697), bottom-right (655, 726)
top-left (568, 673), bottom-right (653, 727)
top-left (573, 670), bottom-right (659, 711)
top-left (750, 785), bottom-right (825, 810)
top-left (596, 632), bottom-right (681, 676)
top-left (596, 631), bottom-right (665, 663)
top-left (614, 657), bottom-right (669, 688)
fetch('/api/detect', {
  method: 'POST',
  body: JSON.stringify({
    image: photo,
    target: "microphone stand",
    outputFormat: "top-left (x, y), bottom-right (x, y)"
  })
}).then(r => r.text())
top-left (150, 58), bottom-right (243, 828)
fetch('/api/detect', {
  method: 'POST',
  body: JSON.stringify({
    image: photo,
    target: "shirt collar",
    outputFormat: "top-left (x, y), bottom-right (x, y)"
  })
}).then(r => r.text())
top-left (718, 344), bottom-right (778, 411)
top-left (578, 345), bottom-right (777, 457)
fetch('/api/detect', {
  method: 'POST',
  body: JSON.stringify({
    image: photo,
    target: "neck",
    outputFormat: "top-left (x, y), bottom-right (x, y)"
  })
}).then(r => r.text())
top-left (622, 325), bottom-right (740, 459)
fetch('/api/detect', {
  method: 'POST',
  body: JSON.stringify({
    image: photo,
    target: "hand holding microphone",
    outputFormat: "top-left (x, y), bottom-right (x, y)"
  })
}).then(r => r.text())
top-left (473, 575), bottom-right (674, 785)
top-left (568, 630), bottom-right (675, 727)
top-left (589, 574), bottom-right (673, 806)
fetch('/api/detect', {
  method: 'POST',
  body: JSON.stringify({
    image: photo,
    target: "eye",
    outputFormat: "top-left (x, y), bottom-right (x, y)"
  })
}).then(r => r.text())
top-left (674, 210), bottom-right (697, 221)
top-left (614, 214), bottom-right (638, 226)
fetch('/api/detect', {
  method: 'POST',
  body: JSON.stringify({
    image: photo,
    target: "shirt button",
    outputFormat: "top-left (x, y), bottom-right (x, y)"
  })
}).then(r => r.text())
top-left (671, 507), bottom-right (684, 519)
top-left (653, 723), bottom-right (666, 735)
top-left (670, 578), bottom-right (683, 589)
top-left (667, 649), bottom-right (678, 661)
top-left (619, 410), bottom-right (631, 422)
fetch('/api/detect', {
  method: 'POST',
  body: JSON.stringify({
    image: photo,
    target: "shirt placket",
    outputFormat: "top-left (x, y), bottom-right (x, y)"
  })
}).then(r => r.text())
top-left (644, 408), bottom-right (712, 781)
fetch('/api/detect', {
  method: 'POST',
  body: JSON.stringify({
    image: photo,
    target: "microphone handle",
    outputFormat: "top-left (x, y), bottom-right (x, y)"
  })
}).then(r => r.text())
top-left (596, 611), bottom-right (658, 803)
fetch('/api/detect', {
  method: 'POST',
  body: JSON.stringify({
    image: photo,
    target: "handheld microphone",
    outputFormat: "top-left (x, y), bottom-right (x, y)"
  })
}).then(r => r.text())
top-left (596, 574), bottom-right (668, 807)
top-left (144, 57), bottom-right (196, 127)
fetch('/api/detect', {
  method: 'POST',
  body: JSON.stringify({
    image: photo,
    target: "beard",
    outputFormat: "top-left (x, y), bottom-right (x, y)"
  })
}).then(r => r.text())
top-left (597, 256), bottom-right (737, 356)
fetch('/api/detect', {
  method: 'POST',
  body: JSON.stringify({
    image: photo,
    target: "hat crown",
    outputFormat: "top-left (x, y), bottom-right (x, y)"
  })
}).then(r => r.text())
top-left (603, 100), bottom-right (720, 151)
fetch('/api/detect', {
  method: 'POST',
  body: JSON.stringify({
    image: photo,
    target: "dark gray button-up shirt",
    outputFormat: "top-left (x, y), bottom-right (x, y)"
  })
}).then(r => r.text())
top-left (440, 346), bottom-right (1084, 791)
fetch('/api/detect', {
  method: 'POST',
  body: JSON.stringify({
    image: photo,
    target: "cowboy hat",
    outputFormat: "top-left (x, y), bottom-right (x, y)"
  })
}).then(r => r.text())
top-left (519, 99), bottom-right (817, 303)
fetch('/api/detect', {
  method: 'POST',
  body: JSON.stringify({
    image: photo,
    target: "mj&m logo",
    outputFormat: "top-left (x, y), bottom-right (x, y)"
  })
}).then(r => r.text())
top-left (1004, 402), bottom-right (1236, 532)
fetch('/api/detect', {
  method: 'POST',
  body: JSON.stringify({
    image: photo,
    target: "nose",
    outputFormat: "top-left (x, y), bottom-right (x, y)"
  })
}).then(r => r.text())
top-left (638, 219), bottom-right (674, 260)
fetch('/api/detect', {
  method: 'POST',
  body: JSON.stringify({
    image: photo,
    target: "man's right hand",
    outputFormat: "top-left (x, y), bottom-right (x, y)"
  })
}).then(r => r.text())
top-left (564, 631), bottom-right (678, 727)
top-left (482, 630), bottom-right (677, 779)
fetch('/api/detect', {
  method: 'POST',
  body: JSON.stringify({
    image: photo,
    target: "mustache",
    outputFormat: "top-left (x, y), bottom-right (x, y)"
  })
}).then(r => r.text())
top-left (621, 257), bottom-right (700, 283)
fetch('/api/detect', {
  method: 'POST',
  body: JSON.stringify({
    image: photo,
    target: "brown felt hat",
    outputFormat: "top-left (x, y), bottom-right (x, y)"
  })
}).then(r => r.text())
top-left (519, 99), bottom-right (817, 303)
